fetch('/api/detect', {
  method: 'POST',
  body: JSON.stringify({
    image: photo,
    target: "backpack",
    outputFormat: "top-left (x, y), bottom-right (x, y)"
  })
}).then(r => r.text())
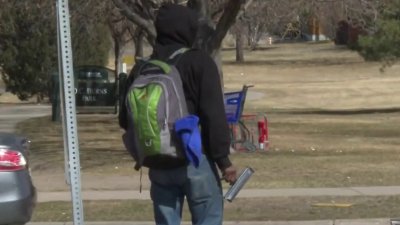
top-left (122, 48), bottom-right (190, 170)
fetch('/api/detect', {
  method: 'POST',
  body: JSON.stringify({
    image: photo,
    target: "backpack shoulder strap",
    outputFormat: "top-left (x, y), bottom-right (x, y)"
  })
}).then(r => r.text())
top-left (167, 48), bottom-right (191, 65)
top-left (132, 48), bottom-right (190, 77)
top-left (135, 58), bottom-right (171, 76)
top-left (147, 60), bottom-right (171, 74)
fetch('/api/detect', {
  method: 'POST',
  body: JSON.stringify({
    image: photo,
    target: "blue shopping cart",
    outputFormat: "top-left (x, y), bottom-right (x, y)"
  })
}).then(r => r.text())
top-left (224, 85), bottom-right (257, 152)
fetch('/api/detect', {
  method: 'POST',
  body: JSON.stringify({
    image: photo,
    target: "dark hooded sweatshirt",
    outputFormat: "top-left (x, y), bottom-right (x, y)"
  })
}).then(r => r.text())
top-left (119, 4), bottom-right (232, 170)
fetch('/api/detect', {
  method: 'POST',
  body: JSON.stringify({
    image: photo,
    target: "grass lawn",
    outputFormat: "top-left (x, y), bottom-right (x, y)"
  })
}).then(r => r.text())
top-left (17, 110), bottom-right (400, 189)
top-left (14, 42), bottom-right (400, 221)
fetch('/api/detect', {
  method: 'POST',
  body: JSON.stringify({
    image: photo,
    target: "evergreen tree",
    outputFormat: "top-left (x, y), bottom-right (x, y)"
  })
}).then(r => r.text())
top-left (0, 1), bottom-right (111, 101)
top-left (69, 0), bottom-right (111, 66)
top-left (0, 2), bottom-right (57, 101)
top-left (357, 0), bottom-right (400, 64)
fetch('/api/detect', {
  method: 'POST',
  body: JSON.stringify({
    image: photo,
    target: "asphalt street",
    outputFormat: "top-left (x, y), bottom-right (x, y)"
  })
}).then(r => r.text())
top-left (0, 104), bottom-right (51, 132)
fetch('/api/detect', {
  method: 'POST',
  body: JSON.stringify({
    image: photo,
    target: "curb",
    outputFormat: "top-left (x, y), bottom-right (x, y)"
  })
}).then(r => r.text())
top-left (26, 218), bottom-right (391, 225)
top-left (37, 186), bottom-right (400, 202)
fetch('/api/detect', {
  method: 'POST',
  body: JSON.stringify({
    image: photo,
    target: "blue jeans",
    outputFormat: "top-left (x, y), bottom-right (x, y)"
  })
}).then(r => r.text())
top-left (149, 155), bottom-right (223, 225)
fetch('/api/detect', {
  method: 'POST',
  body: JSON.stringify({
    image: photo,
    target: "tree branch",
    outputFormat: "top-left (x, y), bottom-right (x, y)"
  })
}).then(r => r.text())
top-left (210, 0), bottom-right (246, 54)
top-left (112, 0), bottom-right (156, 45)
top-left (188, 0), bottom-right (209, 19)
top-left (236, 0), bottom-right (255, 19)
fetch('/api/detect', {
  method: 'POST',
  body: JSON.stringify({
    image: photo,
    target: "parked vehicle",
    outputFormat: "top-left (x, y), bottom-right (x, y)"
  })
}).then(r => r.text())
top-left (0, 132), bottom-right (36, 225)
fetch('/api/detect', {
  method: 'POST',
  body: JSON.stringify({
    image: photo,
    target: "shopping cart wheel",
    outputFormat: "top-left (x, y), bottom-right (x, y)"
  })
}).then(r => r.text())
top-left (242, 141), bottom-right (257, 152)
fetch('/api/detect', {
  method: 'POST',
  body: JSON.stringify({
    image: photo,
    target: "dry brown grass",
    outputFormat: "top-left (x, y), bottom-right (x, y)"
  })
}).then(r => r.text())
top-left (222, 42), bottom-right (400, 111)
top-left (15, 42), bottom-right (400, 191)
top-left (17, 110), bottom-right (400, 191)
top-left (17, 41), bottom-right (400, 222)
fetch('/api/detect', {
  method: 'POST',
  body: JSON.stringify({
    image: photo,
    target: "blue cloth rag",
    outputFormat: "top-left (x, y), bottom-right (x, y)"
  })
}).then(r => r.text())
top-left (174, 115), bottom-right (202, 168)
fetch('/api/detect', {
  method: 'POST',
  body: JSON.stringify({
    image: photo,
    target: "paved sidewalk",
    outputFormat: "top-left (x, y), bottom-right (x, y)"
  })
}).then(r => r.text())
top-left (26, 218), bottom-right (394, 225)
top-left (33, 186), bottom-right (400, 225)
top-left (37, 186), bottom-right (400, 202)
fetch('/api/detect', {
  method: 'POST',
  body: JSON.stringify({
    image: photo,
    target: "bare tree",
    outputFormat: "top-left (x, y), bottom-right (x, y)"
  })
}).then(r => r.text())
top-left (229, 0), bottom-right (255, 61)
top-left (106, 3), bottom-right (134, 78)
top-left (248, 0), bottom-right (385, 42)
top-left (112, 0), bottom-right (246, 57)
top-left (112, 0), bottom-right (158, 47)
top-left (243, 1), bottom-right (269, 49)
top-left (294, 0), bottom-right (384, 39)
top-left (239, 0), bottom-right (308, 48)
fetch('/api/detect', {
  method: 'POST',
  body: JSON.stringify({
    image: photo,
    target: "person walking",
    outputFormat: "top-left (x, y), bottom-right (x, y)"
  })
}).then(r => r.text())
top-left (119, 3), bottom-right (237, 225)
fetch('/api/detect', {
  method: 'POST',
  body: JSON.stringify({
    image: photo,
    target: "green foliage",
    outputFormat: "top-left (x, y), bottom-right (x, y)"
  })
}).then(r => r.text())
top-left (72, 23), bottom-right (111, 66)
top-left (357, 0), bottom-right (400, 64)
top-left (0, 1), bottom-right (111, 101)
top-left (69, 0), bottom-right (111, 66)
top-left (0, 2), bottom-right (57, 100)
top-left (358, 20), bottom-right (400, 61)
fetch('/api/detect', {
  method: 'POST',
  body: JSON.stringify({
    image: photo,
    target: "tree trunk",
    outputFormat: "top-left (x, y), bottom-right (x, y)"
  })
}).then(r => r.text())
top-left (134, 31), bottom-right (144, 58)
top-left (236, 28), bottom-right (244, 62)
top-left (114, 37), bottom-right (120, 79)
top-left (248, 23), bottom-right (252, 46)
top-left (36, 94), bottom-right (43, 104)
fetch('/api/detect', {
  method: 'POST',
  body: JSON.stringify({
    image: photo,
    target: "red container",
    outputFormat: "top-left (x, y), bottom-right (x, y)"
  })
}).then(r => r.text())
top-left (258, 120), bottom-right (266, 150)
top-left (257, 116), bottom-right (269, 151)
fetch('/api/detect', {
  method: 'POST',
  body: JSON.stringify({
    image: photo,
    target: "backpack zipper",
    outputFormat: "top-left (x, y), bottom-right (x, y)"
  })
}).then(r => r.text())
top-left (146, 95), bottom-right (156, 137)
top-left (154, 75), bottom-right (184, 117)
top-left (152, 81), bottom-right (169, 129)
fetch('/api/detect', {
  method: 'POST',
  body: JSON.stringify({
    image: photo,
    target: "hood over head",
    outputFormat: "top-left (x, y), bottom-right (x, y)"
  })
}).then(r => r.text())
top-left (154, 4), bottom-right (199, 50)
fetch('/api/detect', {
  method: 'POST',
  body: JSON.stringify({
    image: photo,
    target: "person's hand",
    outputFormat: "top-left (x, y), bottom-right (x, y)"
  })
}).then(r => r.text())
top-left (222, 166), bottom-right (237, 185)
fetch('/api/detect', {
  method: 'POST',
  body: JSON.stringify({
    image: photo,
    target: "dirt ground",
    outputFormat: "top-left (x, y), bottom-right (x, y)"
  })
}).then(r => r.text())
top-left (6, 42), bottom-right (400, 192)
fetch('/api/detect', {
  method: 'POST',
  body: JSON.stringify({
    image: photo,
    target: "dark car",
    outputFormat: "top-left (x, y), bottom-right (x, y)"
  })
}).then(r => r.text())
top-left (0, 132), bottom-right (36, 225)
